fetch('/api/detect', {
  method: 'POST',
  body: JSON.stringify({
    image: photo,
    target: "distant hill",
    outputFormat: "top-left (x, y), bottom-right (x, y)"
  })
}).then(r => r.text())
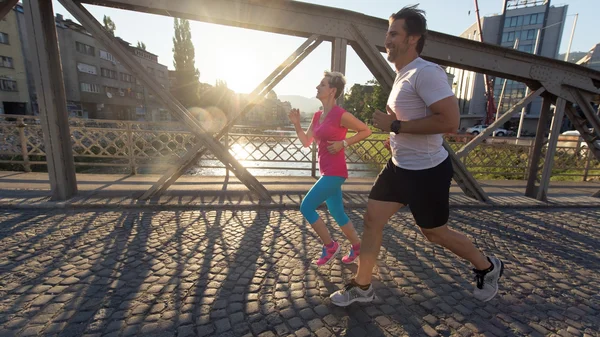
top-left (278, 95), bottom-right (321, 114)
top-left (557, 51), bottom-right (588, 63)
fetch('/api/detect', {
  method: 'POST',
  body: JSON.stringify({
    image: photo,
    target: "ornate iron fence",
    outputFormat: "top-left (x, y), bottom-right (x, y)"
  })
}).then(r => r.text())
top-left (1, 114), bottom-right (598, 180)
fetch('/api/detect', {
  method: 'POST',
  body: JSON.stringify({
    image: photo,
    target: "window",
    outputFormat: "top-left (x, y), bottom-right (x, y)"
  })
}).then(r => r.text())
top-left (0, 32), bottom-right (8, 44)
top-left (0, 56), bottom-right (13, 68)
top-left (157, 71), bottom-right (164, 78)
top-left (537, 13), bottom-right (544, 24)
top-left (160, 111), bottom-right (169, 121)
top-left (0, 78), bottom-right (17, 91)
top-left (523, 15), bottom-right (531, 26)
top-left (99, 50), bottom-right (117, 63)
top-left (508, 31), bottom-right (515, 42)
top-left (517, 16), bottom-right (523, 26)
top-left (510, 17), bottom-right (517, 27)
top-left (80, 82), bottom-right (100, 93)
top-left (76, 42), bottom-right (95, 56)
top-left (527, 29), bottom-right (535, 40)
top-left (518, 45), bottom-right (533, 53)
top-left (104, 86), bottom-right (119, 95)
top-left (101, 68), bottom-right (118, 79)
top-left (120, 73), bottom-right (134, 83)
top-left (77, 62), bottom-right (97, 75)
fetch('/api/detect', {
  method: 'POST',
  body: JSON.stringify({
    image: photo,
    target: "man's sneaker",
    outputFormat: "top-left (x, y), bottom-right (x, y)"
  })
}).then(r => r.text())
top-left (330, 281), bottom-right (375, 307)
top-left (341, 245), bottom-right (359, 264)
top-left (473, 256), bottom-right (504, 302)
top-left (316, 241), bottom-right (340, 266)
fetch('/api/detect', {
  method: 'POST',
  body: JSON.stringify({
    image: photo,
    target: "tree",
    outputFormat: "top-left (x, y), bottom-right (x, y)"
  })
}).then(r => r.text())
top-left (172, 18), bottom-right (201, 107)
top-left (136, 41), bottom-right (147, 50)
top-left (103, 15), bottom-right (116, 36)
top-left (343, 79), bottom-right (389, 123)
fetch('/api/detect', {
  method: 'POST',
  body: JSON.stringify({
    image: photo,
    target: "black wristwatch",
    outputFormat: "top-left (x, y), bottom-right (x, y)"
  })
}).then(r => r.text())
top-left (390, 120), bottom-right (401, 134)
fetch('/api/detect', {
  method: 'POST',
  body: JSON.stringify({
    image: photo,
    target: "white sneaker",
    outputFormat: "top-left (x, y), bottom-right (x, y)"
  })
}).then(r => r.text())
top-left (330, 281), bottom-right (375, 307)
top-left (473, 256), bottom-right (504, 302)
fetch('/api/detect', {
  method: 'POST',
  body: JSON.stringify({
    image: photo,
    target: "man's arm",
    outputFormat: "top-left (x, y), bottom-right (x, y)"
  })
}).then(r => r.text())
top-left (396, 95), bottom-right (459, 134)
top-left (372, 65), bottom-right (459, 135)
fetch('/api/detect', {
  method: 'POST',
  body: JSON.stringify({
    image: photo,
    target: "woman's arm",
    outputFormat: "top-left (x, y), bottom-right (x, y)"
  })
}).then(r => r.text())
top-left (341, 112), bottom-right (372, 145)
top-left (326, 112), bottom-right (372, 154)
top-left (288, 108), bottom-right (314, 147)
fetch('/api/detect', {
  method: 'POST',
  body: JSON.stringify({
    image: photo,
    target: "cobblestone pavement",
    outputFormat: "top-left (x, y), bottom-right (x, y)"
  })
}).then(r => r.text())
top-left (0, 207), bottom-right (599, 337)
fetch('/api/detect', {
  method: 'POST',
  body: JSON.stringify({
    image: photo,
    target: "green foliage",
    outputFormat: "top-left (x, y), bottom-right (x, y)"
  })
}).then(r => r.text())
top-left (343, 79), bottom-right (389, 123)
top-left (172, 18), bottom-right (201, 107)
top-left (103, 15), bottom-right (116, 35)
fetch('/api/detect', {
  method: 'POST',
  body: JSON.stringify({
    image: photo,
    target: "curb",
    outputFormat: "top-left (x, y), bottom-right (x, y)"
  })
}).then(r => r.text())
top-left (1, 201), bottom-right (599, 211)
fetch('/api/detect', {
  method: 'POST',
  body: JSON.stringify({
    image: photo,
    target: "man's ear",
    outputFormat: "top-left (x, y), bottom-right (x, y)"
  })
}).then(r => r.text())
top-left (409, 34), bottom-right (421, 46)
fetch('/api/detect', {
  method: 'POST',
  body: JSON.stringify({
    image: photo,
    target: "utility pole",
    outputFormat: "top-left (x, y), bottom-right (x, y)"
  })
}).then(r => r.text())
top-left (564, 13), bottom-right (578, 62)
top-left (473, 0), bottom-right (497, 125)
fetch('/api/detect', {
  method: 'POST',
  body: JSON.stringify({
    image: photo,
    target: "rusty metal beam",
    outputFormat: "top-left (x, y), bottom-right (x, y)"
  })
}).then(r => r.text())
top-left (58, 0), bottom-right (271, 201)
top-left (139, 35), bottom-right (323, 200)
top-left (456, 88), bottom-right (545, 159)
top-left (24, 0), bottom-right (77, 201)
top-left (525, 96), bottom-right (552, 198)
top-left (537, 98), bottom-right (567, 201)
top-left (81, 0), bottom-right (600, 101)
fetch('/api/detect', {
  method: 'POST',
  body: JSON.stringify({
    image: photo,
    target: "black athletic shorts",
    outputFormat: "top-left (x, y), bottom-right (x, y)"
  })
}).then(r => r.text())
top-left (368, 155), bottom-right (453, 229)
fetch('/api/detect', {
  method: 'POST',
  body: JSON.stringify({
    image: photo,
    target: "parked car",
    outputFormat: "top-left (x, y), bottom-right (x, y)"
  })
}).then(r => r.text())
top-left (465, 124), bottom-right (511, 136)
top-left (557, 129), bottom-right (595, 152)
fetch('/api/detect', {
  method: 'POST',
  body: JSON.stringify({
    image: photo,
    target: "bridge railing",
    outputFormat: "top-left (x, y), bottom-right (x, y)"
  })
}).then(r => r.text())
top-left (1, 114), bottom-right (598, 180)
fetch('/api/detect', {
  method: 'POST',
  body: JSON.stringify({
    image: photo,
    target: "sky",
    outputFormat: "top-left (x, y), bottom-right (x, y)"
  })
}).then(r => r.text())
top-left (51, 0), bottom-right (597, 98)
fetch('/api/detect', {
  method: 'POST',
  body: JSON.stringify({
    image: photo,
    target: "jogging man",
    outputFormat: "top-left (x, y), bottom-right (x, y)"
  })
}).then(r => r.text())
top-left (330, 5), bottom-right (503, 306)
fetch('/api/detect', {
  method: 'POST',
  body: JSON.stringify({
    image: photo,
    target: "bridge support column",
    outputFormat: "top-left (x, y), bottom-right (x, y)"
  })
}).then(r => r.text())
top-left (24, 0), bottom-right (77, 200)
top-left (537, 97), bottom-right (567, 201)
top-left (331, 38), bottom-right (347, 106)
top-left (525, 95), bottom-right (552, 198)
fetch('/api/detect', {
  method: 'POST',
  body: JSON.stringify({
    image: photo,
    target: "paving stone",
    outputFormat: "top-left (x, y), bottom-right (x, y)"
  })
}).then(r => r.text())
top-left (0, 208), bottom-right (599, 337)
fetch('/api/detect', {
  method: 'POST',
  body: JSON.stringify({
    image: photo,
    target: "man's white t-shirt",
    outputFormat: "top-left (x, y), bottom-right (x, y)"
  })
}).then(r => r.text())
top-left (387, 57), bottom-right (455, 170)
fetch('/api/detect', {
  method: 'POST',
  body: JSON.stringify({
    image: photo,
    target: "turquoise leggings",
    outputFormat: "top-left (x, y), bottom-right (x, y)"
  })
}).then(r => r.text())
top-left (300, 176), bottom-right (350, 227)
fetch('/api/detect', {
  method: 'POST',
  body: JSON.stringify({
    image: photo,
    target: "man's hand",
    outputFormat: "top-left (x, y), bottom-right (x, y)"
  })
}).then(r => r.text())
top-left (383, 137), bottom-right (390, 150)
top-left (372, 105), bottom-right (396, 132)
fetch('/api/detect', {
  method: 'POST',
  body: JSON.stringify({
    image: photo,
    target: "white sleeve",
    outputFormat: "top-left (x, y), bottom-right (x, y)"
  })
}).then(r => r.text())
top-left (415, 65), bottom-right (455, 107)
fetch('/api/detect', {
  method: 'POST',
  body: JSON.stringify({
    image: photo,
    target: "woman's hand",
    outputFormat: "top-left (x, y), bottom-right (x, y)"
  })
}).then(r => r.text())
top-left (288, 108), bottom-right (301, 125)
top-left (327, 140), bottom-right (344, 154)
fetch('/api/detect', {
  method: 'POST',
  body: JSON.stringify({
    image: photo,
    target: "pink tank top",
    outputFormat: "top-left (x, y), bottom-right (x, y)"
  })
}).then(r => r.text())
top-left (311, 105), bottom-right (348, 178)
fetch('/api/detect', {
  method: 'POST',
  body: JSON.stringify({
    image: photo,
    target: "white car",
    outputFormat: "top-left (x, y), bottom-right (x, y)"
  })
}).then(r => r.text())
top-left (466, 124), bottom-right (510, 136)
top-left (557, 129), bottom-right (597, 152)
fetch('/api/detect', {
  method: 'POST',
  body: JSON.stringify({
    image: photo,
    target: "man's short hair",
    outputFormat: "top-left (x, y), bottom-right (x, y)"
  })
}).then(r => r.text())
top-left (390, 5), bottom-right (427, 54)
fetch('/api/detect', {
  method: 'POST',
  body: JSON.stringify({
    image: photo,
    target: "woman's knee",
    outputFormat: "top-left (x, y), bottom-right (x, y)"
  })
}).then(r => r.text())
top-left (300, 201), bottom-right (318, 224)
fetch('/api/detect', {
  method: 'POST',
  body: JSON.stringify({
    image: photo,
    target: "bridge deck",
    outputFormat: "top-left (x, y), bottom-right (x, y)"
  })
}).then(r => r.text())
top-left (0, 172), bottom-right (598, 209)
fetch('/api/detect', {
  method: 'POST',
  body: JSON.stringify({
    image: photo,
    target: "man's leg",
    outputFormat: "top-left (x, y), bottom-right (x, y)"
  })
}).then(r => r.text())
top-left (420, 225), bottom-right (490, 270)
top-left (354, 199), bottom-right (403, 285)
top-left (410, 157), bottom-right (503, 302)
top-left (329, 198), bottom-right (402, 306)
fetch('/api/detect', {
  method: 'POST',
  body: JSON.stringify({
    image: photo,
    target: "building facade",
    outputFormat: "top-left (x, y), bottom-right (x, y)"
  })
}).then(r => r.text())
top-left (577, 43), bottom-right (600, 72)
top-left (0, 6), bottom-right (31, 115)
top-left (447, 0), bottom-right (568, 133)
top-left (53, 14), bottom-right (170, 121)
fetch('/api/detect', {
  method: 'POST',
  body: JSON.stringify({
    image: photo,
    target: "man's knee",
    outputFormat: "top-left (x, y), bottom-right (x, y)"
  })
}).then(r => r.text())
top-left (363, 210), bottom-right (386, 231)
